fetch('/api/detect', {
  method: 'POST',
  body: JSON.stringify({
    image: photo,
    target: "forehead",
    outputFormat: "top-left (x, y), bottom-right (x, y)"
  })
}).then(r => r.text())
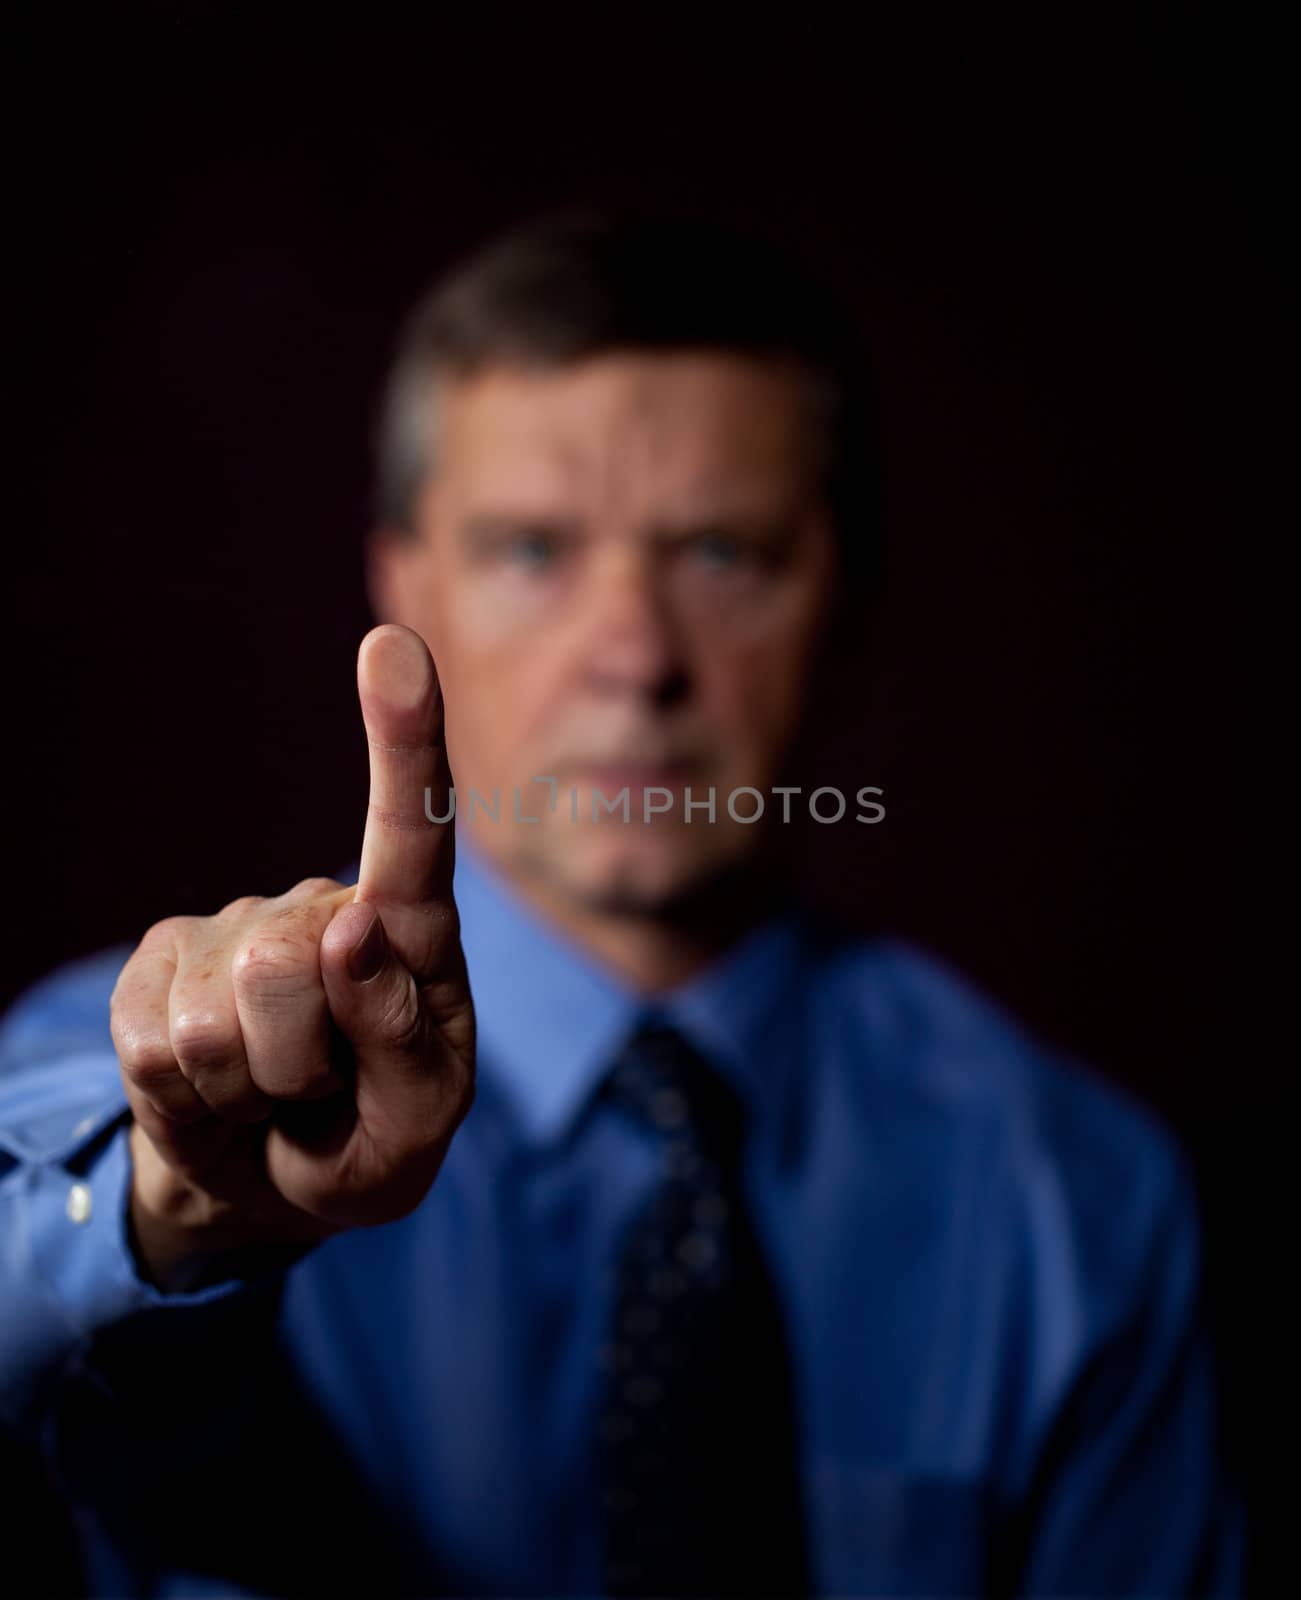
top-left (433, 352), bottom-right (814, 512)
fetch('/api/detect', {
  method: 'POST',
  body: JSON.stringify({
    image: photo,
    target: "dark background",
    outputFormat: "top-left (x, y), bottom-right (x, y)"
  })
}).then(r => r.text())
top-left (6, 0), bottom-right (1282, 1576)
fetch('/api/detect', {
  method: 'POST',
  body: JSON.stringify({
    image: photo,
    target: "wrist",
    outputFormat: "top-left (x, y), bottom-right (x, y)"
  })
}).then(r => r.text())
top-left (125, 1121), bottom-right (323, 1292)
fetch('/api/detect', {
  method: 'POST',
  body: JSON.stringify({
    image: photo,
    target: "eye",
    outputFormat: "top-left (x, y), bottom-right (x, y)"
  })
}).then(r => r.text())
top-left (504, 529), bottom-right (561, 570)
top-left (687, 531), bottom-right (750, 570)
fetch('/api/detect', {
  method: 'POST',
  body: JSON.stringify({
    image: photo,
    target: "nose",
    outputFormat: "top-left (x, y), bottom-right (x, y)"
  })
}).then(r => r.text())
top-left (580, 547), bottom-right (690, 709)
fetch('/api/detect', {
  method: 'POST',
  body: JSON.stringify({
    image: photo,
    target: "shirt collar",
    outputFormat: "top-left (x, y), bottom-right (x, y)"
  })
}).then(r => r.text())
top-left (451, 832), bottom-right (806, 1146)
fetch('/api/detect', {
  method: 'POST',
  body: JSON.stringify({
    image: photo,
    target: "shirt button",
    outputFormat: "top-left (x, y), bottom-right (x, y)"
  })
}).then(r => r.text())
top-left (72, 1115), bottom-right (96, 1139)
top-left (66, 1183), bottom-right (93, 1224)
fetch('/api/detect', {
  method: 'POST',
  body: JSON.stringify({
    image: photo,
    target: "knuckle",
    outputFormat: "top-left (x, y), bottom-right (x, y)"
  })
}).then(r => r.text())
top-left (219, 894), bottom-right (266, 920)
top-left (377, 978), bottom-right (424, 1053)
top-left (232, 932), bottom-right (315, 994)
top-left (141, 914), bottom-right (196, 950)
top-left (170, 1008), bottom-right (236, 1070)
top-left (285, 876), bottom-right (343, 902)
top-left (120, 1036), bottom-right (178, 1092)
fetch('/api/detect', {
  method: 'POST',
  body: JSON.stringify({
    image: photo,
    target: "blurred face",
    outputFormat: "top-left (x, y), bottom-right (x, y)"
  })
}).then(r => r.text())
top-left (374, 351), bottom-right (839, 914)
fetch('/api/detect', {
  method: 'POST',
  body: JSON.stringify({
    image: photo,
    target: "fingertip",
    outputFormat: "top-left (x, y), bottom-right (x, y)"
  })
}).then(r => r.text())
top-left (358, 624), bottom-right (440, 725)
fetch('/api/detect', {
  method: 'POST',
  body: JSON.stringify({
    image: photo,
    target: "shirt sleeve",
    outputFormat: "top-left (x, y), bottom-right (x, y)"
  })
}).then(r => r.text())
top-left (0, 949), bottom-right (257, 1430)
top-left (1005, 1133), bottom-right (1246, 1597)
top-left (1, 949), bottom-right (302, 1597)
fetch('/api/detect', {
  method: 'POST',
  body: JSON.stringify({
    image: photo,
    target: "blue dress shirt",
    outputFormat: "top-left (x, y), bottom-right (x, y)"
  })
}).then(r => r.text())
top-left (0, 838), bottom-right (1242, 1597)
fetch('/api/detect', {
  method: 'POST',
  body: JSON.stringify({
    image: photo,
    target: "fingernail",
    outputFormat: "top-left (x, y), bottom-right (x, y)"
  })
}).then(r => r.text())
top-left (347, 911), bottom-right (386, 983)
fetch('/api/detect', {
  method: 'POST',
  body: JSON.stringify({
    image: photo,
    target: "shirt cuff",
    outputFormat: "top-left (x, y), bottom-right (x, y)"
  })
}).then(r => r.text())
top-left (2, 1120), bottom-right (256, 1425)
top-left (36, 1119), bottom-right (251, 1321)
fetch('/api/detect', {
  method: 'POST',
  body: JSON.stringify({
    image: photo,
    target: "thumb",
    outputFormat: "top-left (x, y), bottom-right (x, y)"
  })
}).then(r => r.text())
top-left (319, 897), bottom-right (472, 1166)
top-left (320, 898), bottom-right (423, 1061)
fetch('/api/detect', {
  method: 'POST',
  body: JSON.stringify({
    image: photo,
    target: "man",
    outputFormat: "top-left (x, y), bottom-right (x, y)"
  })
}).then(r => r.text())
top-left (0, 213), bottom-right (1240, 1597)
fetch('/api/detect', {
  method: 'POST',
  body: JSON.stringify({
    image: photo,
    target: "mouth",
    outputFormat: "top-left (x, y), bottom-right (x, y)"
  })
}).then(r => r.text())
top-left (567, 760), bottom-right (699, 793)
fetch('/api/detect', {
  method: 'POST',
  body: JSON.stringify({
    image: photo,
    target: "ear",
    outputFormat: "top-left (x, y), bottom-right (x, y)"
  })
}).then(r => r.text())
top-left (365, 525), bottom-right (425, 630)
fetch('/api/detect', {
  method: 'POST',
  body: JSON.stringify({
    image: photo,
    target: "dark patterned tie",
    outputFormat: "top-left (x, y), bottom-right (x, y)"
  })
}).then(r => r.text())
top-left (595, 1020), bottom-right (809, 1598)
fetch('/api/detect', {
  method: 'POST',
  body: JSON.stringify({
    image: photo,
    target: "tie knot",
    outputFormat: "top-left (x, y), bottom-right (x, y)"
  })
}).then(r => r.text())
top-left (604, 1020), bottom-right (746, 1156)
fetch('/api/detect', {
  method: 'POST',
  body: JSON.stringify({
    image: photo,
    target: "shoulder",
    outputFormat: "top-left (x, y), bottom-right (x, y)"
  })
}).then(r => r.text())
top-left (806, 924), bottom-right (1169, 1136)
top-left (800, 921), bottom-right (1200, 1316)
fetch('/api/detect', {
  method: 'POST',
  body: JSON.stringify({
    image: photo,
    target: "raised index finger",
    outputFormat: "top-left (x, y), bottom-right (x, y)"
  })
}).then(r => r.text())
top-left (355, 624), bottom-right (454, 910)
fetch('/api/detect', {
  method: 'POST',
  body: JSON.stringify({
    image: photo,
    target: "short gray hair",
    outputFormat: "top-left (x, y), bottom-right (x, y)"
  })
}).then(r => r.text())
top-left (373, 209), bottom-right (881, 588)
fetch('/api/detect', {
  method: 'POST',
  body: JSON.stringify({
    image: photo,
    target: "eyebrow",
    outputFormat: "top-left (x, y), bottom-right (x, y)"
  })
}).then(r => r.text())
top-left (649, 514), bottom-right (803, 549)
top-left (456, 509), bottom-right (806, 554)
top-left (458, 513), bottom-right (585, 543)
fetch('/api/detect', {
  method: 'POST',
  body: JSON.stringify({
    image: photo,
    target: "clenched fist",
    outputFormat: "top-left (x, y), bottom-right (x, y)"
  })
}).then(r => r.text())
top-left (110, 625), bottom-right (475, 1290)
